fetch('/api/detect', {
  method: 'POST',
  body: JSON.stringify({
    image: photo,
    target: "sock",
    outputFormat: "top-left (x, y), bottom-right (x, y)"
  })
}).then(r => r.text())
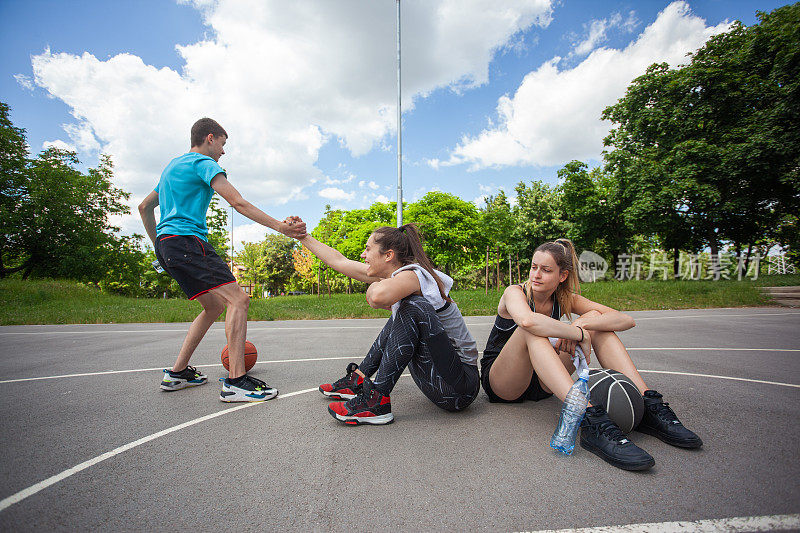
top-left (227, 374), bottom-right (247, 385)
top-left (170, 367), bottom-right (187, 375)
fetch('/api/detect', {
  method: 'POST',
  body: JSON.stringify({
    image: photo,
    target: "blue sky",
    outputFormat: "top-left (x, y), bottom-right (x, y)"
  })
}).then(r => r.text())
top-left (0, 0), bottom-right (788, 248)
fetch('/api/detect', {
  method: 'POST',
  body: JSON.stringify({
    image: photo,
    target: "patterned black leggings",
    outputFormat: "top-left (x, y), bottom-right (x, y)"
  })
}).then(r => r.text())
top-left (359, 295), bottom-right (480, 412)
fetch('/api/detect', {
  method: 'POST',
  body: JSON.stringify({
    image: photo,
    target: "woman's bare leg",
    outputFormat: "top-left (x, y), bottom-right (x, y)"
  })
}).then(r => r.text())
top-left (591, 330), bottom-right (648, 393)
top-left (488, 327), bottom-right (575, 401)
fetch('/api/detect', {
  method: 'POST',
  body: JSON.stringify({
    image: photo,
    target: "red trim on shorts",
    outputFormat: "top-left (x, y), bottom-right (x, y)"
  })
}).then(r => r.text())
top-left (189, 280), bottom-right (237, 300)
top-left (158, 235), bottom-right (178, 241)
top-left (193, 235), bottom-right (206, 256)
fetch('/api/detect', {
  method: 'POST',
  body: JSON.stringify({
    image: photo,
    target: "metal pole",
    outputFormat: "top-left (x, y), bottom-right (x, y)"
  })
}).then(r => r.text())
top-left (230, 206), bottom-right (234, 269)
top-left (396, 0), bottom-right (403, 227)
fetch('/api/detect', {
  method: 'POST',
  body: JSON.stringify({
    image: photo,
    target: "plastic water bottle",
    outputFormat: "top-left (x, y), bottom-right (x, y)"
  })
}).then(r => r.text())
top-left (550, 369), bottom-right (590, 455)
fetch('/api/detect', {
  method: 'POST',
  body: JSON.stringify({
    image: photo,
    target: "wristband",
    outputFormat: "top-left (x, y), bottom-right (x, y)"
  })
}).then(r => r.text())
top-left (577, 326), bottom-right (584, 343)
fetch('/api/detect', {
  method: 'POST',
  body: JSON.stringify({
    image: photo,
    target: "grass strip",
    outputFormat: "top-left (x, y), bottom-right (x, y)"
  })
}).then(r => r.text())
top-left (1, 276), bottom-right (796, 325)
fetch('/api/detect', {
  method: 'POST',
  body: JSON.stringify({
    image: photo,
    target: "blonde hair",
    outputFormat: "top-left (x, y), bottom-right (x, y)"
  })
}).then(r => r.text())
top-left (523, 238), bottom-right (581, 319)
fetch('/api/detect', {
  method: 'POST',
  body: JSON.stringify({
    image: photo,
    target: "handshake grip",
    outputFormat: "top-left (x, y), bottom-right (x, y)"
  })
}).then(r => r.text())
top-left (283, 215), bottom-right (307, 239)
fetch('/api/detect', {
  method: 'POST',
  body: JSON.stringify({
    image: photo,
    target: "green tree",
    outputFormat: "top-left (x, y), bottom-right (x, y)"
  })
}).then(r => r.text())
top-left (510, 180), bottom-right (569, 262)
top-left (261, 234), bottom-right (297, 293)
top-left (235, 241), bottom-right (265, 285)
top-left (234, 235), bottom-right (298, 294)
top-left (559, 161), bottom-right (634, 272)
top-left (480, 190), bottom-right (515, 255)
top-left (12, 149), bottom-right (132, 280)
top-left (602, 4), bottom-right (800, 265)
top-left (0, 102), bottom-right (29, 277)
top-left (406, 191), bottom-right (486, 277)
top-left (206, 195), bottom-right (229, 262)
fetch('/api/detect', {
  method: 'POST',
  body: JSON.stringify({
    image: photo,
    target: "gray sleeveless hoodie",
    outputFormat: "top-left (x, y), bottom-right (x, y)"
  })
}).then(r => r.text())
top-left (390, 264), bottom-right (479, 367)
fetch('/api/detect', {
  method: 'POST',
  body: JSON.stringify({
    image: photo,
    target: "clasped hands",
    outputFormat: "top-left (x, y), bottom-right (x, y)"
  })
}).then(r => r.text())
top-left (282, 215), bottom-right (307, 239)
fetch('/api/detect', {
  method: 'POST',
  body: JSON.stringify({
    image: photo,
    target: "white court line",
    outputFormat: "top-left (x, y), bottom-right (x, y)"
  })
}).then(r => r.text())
top-left (634, 311), bottom-right (800, 321)
top-left (524, 513), bottom-right (800, 532)
top-left (0, 386), bottom-right (315, 513)
top-left (0, 356), bottom-right (356, 384)
top-left (635, 369), bottom-right (800, 389)
top-left (0, 325), bottom-right (387, 336)
top-left (628, 347), bottom-right (800, 351)
top-left (3, 348), bottom-right (800, 385)
top-left (0, 373), bottom-right (412, 513)
top-left (1, 311), bottom-right (798, 335)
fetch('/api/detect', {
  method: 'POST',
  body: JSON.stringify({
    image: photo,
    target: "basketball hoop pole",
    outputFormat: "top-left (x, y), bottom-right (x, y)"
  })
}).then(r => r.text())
top-left (396, 0), bottom-right (403, 227)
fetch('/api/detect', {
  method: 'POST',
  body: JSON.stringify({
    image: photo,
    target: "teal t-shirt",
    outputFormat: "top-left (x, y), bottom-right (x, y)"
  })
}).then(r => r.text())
top-left (155, 153), bottom-right (226, 240)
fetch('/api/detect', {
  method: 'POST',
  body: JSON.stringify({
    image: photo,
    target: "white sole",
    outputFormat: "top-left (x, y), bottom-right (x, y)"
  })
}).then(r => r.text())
top-left (331, 411), bottom-right (394, 425)
top-left (219, 389), bottom-right (278, 402)
top-left (321, 390), bottom-right (356, 400)
top-left (160, 379), bottom-right (207, 391)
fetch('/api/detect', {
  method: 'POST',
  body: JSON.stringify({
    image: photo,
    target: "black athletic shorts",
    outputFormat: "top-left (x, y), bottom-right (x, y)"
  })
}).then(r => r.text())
top-left (155, 234), bottom-right (236, 300)
top-left (480, 352), bottom-right (554, 403)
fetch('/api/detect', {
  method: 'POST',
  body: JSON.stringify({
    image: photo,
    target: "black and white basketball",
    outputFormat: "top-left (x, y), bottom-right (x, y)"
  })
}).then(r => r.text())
top-left (587, 369), bottom-right (644, 433)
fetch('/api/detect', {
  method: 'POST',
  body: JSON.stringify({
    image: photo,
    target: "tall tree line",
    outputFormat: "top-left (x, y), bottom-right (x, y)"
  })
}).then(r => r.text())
top-left (2, 4), bottom-right (797, 295)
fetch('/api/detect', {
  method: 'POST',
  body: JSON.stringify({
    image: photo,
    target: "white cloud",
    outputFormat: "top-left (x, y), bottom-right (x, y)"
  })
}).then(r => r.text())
top-left (473, 194), bottom-right (489, 208)
top-left (28, 0), bottom-right (554, 235)
top-left (324, 173), bottom-right (355, 185)
top-left (14, 74), bottom-right (34, 91)
top-left (571, 11), bottom-right (639, 56)
top-left (318, 187), bottom-right (355, 201)
top-left (42, 139), bottom-right (74, 152)
top-left (231, 222), bottom-right (268, 251)
top-left (373, 194), bottom-right (390, 203)
top-left (443, 1), bottom-right (730, 170)
top-left (573, 14), bottom-right (620, 56)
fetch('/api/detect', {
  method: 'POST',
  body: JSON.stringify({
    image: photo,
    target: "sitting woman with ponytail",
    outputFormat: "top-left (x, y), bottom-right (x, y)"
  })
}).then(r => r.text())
top-left (297, 223), bottom-right (480, 425)
top-left (484, 238), bottom-right (702, 471)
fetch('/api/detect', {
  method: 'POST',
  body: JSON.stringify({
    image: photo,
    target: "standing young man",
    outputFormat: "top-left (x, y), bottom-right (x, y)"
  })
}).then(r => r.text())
top-left (139, 118), bottom-right (306, 402)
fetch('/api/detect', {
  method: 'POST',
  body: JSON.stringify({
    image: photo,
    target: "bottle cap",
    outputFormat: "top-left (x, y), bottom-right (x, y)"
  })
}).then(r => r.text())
top-left (578, 369), bottom-right (589, 381)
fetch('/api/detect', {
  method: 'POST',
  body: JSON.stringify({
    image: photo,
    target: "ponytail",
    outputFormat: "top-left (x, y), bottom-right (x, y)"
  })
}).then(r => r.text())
top-left (372, 224), bottom-right (451, 302)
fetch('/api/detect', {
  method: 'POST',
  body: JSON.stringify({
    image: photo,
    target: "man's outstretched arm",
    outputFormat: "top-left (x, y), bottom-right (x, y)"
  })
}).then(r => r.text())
top-left (138, 190), bottom-right (160, 245)
top-left (210, 174), bottom-right (306, 238)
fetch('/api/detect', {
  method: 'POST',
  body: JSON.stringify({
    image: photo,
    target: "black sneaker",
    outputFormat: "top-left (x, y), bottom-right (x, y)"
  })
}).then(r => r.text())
top-left (319, 362), bottom-right (364, 400)
top-left (637, 390), bottom-right (703, 448)
top-left (580, 406), bottom-right (655, 471)
top-left (327, 377), bottom-right (393, 425)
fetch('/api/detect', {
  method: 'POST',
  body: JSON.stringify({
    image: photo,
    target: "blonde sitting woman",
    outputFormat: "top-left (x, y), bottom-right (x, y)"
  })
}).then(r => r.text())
top-left (482, 239), bottom-right (701, 471)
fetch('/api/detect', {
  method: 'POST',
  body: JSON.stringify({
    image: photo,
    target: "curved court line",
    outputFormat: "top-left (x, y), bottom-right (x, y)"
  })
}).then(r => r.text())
top-left (1, 311), bottom-right (798, 335)
top-left (0, 386), bottom-right (317, 513)
top-left (0, 364), bottom-right (794, 514)
top-left (3, 348), bottom-right (800, 385)
top-left (525, 513), bottom-right (800, 533)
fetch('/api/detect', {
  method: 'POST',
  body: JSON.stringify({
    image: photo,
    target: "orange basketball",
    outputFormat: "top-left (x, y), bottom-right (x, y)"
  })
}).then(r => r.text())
top-left (221, 340), bottom-right (258, 371)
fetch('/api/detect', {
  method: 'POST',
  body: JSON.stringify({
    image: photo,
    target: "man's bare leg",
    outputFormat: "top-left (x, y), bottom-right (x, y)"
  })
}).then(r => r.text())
top-left (210, 282), bottom-right (250, 379)
top-left (171, 292), bottom-right (226, 372)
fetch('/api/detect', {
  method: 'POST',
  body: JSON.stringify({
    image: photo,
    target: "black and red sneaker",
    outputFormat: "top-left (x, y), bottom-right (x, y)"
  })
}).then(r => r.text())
top-left (319, 362), bottom-right (364, 400)
top-left (328, 377), bottom-right (394, 425)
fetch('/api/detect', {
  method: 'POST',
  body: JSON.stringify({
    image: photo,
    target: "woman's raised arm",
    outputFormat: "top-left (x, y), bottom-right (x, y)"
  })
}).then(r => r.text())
top-left (299, 235), bottom-right (381, 284)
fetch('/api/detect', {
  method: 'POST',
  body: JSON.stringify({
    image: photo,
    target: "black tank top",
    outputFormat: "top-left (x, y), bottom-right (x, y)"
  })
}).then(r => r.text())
top-left (482, 286), bottom-right (561, 358)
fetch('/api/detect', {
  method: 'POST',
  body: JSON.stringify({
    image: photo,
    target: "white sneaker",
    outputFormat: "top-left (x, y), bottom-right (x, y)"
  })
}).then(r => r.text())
top-left (160, 366), bottom-right (208, 391)
top-left (219, 375), bottom-right (278, 402)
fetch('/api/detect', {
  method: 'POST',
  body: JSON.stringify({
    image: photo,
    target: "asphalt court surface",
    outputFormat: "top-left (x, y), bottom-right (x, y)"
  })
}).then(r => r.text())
top-left (0, 308), bottom-right (799, 531)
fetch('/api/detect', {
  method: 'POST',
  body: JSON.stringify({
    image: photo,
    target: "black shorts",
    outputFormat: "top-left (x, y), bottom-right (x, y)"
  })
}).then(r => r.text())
top-left (155, 234), bottom-right (236, 300)
top-left (480, 352), bottom-right (554, 403)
